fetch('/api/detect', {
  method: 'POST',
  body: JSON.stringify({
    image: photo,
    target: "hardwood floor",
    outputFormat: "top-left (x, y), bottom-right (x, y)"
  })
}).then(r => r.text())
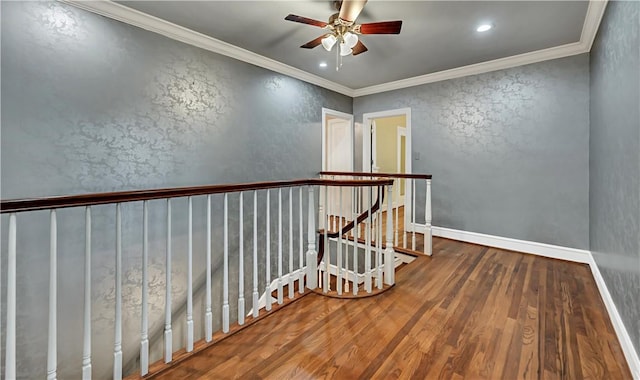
top-left (151, 237), bottom-right (631, 379)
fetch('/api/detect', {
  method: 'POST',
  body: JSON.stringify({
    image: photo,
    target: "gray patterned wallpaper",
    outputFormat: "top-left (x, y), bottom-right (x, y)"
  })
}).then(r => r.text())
top-left (3, 0), bottom-right (638, 377)
top-left (1, 1), bottom-right (349, 378)
top-left (590, 0), bottom-right (640, 357)
top-left (354, 54), bottom-right (590, 249)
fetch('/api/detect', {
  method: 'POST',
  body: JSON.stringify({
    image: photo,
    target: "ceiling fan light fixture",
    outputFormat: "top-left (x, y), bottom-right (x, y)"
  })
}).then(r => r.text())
top-left (339, 42), bottom-right (353, 56)
top-left (321, 34), bottom-right (337, 51)
top-left (343, 32), bottom-right (358, 48)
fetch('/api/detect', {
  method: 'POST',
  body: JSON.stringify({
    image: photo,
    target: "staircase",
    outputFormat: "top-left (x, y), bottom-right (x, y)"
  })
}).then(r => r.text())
top-left (0, 172), bottom-right (431, 379)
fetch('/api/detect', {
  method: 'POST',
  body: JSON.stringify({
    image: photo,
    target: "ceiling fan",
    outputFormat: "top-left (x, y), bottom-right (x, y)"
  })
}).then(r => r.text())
top-left (285, 0), bottom-right (402, 69)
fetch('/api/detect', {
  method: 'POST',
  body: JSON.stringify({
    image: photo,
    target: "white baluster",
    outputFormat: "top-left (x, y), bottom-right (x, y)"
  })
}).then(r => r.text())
top-left (318, 183), bottom-right (324, 231)
top-left (140, 202), bottom-right (149, 375)
top-left (223, 194), bottom-right (230, 333)
top-left (114, 205), bottom-right (122, 380)
top-left (205, 195), bottom-right (213, 342)
top-left (394, 180), bottom-right (399, 247)
top-left (344, 186), bottom-right (351, 294)
top-left (298, 187), bottom-right (304, 294)
top-left (0, 209), bottom-right (2, 377)
top-left (277, 188), bottom-right (283, 304)
top-left (5, 213), bottom-right (17, 380)
top-left (403, 179), bottom-right (407, 249)
top-left (83, 207), bottom-right (92, 380)
top-left (238, 192), bottom-right (245, 325)
top-left (337, 187), bottom-right (343, 295)
top-left (323, 185), bottom-right (329, 293)
top-left (353, 189), bottom-right (359, 296)
top-left (288, 188), bottom-right (294, 299)
top-left (186, 197), bottom-right (194, 351)
top-left (385, 184), bottom-right (395, 285)
top-left (306, 186), bottom-right (317, 290)
top-left (425, 178), bottom-right (433, 256)
top-left (377, 188), bottom-right (383, 290)
top-left (265, 190), bottom-right (272, 311)
top-left (253, 191), bottom-right (259, 317)
top-left (47, 210), bottom-right (57, 380)
top-left (164, 200), bottom-right (172, 363)
top-left (365, 187), bottom-right (372, 293)
top-left (412, 179), bottom-right (416, 250)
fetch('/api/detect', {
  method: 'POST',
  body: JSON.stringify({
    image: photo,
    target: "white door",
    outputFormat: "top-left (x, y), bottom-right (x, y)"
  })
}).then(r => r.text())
top-left (322, 108), bottom-right (354, 221)
top-left (326, 118), bottom-right (351, 172)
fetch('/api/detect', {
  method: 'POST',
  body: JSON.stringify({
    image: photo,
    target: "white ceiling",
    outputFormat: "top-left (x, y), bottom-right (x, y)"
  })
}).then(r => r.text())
top-left (86, 1), bottom-right (599, 95)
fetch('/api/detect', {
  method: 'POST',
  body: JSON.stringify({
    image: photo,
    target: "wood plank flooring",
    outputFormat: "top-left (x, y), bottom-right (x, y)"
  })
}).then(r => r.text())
top-left (151, 237), bottom-right (632, 379)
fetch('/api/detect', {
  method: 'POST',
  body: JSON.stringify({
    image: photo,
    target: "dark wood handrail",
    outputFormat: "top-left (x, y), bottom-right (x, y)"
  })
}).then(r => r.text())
top-left (319, 171), bottom-right (432, 179)
top-left (317, 186), bottom-right (385, 264)
top-left (0, 178), bottom-right (393, 214)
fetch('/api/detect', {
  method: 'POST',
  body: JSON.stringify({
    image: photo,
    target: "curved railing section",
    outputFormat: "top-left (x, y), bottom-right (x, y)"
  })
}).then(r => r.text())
top-left (0, 177), bottom-right (392, 380)
top-left (320, 171), bottom-right (433, 257)
top-left (312, 171), bottom-right (431, 298)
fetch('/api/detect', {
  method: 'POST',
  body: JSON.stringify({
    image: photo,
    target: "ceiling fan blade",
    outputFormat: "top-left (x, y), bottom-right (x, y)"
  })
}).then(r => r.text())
top-left (358, 20), bottom-right (403, 34)
top-left (338, 0), bottom-right (368, 23)
top-left (301, 35), bottom-right (326, 49)
top-left (352, 40), bottom-right (368, 56)
top-left (285, 14), bottom-right (328, 28)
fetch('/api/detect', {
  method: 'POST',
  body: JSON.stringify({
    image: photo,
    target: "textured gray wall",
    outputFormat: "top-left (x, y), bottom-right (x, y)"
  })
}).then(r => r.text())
top-left (354, 55), bottom-right (590, 249)
top-left (1, 1), bottom-right (350, 378)
top-left (590, 0), bottom-right (640, 357)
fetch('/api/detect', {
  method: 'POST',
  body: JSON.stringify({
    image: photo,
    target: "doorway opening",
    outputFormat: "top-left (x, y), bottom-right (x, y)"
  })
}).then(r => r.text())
top-left (362, 108), bottom-right (412, 231)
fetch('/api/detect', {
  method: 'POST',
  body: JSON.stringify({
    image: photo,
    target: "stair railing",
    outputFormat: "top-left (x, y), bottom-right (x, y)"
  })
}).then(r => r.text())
top-left (320, 171), bottom-right (433, 256)
top-left (0, 177), bottom-right (391, 380)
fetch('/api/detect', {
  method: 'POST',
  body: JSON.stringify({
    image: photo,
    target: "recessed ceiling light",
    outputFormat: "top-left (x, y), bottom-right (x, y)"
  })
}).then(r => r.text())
top-left (319, 62), bottom-right (328, 68)
top-left (476, 24), bottom-right (492, 32)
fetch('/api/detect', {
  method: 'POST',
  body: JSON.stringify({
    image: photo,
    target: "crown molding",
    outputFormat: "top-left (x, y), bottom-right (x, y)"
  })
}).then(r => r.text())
top-left (62, 0), bottom-right (607, 99)
top-left (354, 0), bottom-right (608, 97)
top-left (353, 41), bottom-right (587, 97)
top-left (60, 0), bottom-right (355, 97)
top-left (580, 0), bottom-right (609, 51)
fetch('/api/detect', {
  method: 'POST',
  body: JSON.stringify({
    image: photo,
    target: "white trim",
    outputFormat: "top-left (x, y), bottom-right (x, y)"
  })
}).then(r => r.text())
top-left (321, 108), bottom-right (354, 172)
top-left (322, 263), bottom-right (366, 284)
top-left (587, 256), bottom-right (640, 379)
top-left (396, 127), bottom-right (407, 208)
top-left (248, 267), bottom-right (306, 315)
top-left (62, 0), bottom-right (608, 98)
top-left (353, 1), bottom-right (608, 97)
top-left (428, 225), bottom-right (591, 263)
top-left (396, 127), bottom-right (407, 175)
top-left (425, 224), bottom-right (639, 376)
top-left (354, 42), bottom-right (585, 96)
top-left (60, 0), bottom-right (354, 97)
top-left (581, 0), bottom-right (609, 51)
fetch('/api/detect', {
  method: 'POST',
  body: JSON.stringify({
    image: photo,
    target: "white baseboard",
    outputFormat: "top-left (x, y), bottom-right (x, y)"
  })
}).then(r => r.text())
top-left (426, 225), bottom-right (639, 377)
top-left (588, 256), bottom-right (640, 379)
top-left (429, 225), bottom-right (591, 263)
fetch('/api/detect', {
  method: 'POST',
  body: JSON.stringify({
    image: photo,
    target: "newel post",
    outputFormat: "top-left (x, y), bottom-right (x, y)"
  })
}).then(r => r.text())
top-left (424, 178), bottom-right (432, 256)
top-left (306, 186), bottom-right (318, 289)
top-left (384, 184), bottom-right (395, 286)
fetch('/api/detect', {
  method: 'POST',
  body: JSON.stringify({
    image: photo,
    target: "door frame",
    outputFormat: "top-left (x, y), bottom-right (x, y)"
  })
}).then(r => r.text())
top-left (321, 108), bottom-right (354, 172)
top-left (395, 127), bottom-right (407, 209)
top-left (362, 107), bottom-right (413, 230)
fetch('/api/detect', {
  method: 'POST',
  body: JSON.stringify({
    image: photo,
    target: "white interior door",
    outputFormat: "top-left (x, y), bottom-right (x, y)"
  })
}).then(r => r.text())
top-left (327, 119), bottom-right (351, 172)
top-left (322, 108), bottom-right (354, 220)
